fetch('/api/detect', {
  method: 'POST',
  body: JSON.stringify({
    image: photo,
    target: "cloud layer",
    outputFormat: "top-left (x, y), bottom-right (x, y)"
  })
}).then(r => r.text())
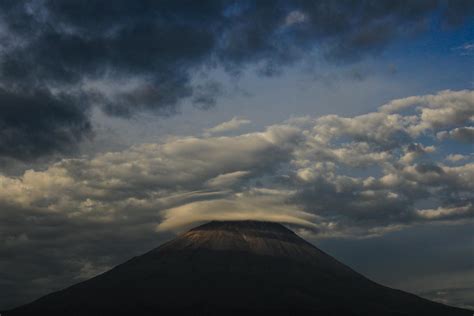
top-left (0, 0), bottom-right (473, 160)
top-left (0, 89), bottom-right (473, 307)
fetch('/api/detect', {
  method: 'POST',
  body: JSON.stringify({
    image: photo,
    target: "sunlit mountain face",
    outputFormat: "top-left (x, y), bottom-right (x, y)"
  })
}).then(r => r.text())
top-left (0, 0), bottom-right (473, 312)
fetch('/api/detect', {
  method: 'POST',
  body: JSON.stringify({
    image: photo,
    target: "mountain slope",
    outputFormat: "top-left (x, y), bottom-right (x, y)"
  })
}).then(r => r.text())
top-left (7, 220), bottom-right (471, 315)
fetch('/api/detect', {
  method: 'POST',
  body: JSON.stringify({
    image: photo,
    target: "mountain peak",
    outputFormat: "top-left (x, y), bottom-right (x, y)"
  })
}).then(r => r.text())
top-left (155, 220), bottom-right (320, 260)
top-left (190, 220), bottom-right (293, 233)
top-left (7, 220), bottom-right (471, 315)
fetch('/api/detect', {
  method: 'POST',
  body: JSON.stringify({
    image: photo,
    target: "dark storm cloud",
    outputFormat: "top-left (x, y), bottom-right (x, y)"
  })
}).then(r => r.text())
top-left (0, 0), bottom-right (473, 160)
top-left (0, 87), bottom-right (92, 160)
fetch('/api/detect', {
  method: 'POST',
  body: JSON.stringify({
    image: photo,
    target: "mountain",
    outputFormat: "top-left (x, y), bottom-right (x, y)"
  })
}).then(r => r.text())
top-left (7, 220), bottom-right (471, 315)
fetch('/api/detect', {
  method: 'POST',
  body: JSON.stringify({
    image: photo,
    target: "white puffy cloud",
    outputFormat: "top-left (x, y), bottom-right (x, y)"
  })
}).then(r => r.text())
top-left (379, 89), bottom-right (474, 136)
top-left (399, 143), bottom-right (435, 164)
top-left (445, 154), bottom-right (470, 162)
top-left (309, 112), bottom-right (409, 147)
top-left (416, 204), bottom-right (473, 220)
top-left (437, 126), bottom-right (474, 143)
top-left (0, 90), bottom-right (472, 238)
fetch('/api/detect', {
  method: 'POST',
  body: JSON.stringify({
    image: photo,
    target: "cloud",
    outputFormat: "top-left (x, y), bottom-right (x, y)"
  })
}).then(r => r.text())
top-left (204, 117), bottom-right (251, 136)
top-left (452, 41), bottom-right (474, 56)
top-left (379, 89), bottom-right (474, 136)
top-left (284, 10), bottom-right (308, 27)
top-left (0, 124), bottom-right (302, 213)
top-left (0, 87), bottom-right (92, 160)
top-left (0, 89), bottom-right (471, 233)
top-left (156, 189), bottom-right (316, 232)
top-left (416, 204), bottom-right (473, 220)
top-left (205, 170), bottom-right (251, 188)
top-left (0, 89), bottom-right (473, 308)
top-left (0, 89), bottom-right (471, 226)
top-left (437, 126), bottom-right (474, 143)
top-left (399, 143), bottom-right (435, 164)
top-left (445, 154), bottom-right (470, 162)
top-left (0, 1), bottom-right (473, 160)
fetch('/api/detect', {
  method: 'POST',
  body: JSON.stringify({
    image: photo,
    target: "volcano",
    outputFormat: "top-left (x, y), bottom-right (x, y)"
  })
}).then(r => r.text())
top-left (7, 220), bottom-right (470, 315)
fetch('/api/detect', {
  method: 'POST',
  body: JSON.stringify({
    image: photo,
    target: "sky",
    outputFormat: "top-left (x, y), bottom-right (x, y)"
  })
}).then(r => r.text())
top-left (0, 0), bottom-right (473, 311)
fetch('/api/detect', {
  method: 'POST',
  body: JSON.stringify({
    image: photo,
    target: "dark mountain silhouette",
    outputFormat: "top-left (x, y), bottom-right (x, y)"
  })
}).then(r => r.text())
top-left (6, 220), bottom-right (471, 315)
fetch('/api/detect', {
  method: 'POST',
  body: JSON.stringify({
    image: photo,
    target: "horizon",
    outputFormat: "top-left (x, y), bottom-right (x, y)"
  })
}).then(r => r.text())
top-left (0, 0), bottom-right (473, 311)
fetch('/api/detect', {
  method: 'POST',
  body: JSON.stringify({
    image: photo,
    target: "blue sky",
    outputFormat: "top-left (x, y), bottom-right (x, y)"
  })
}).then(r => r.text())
top-left (87, 15), bottom-right (473, 147)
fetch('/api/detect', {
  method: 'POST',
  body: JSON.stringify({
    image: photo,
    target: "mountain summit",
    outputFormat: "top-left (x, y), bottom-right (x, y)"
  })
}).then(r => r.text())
top-left (7, 220), bottom-right (470, 315)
